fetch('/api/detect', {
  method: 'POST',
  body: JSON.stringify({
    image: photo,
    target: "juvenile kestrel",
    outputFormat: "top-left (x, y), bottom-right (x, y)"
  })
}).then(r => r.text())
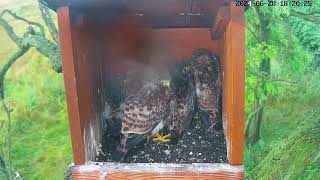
top-left (191, 49), bottom-right (222, 130)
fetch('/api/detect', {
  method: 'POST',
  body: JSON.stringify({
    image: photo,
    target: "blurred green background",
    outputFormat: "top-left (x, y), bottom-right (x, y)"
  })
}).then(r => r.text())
top-left (0, 1), bottom-right (71, 179)
top-left (0, 0), bottom-right (319, 179)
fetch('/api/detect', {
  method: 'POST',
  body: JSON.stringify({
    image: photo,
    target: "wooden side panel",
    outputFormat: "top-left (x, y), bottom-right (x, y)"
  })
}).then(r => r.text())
top-left (45, 0), bottom-right (232, 28)
top-left (124, 0), bottom-right (188, 28)
top-left (57, 7), bottom-right (105, 164)
top-left (219, 2), bottom-right (245, 165)
top-left (103, 27), bottom-right (219, 74)
top-left (211, 6), bottom-right (230, 40)
top-left (72, 163), bottom-right (244, 180)
top-left (57, 7), bottom-right (85, 164)
top-left (154, 28), bottom-right (219, 60)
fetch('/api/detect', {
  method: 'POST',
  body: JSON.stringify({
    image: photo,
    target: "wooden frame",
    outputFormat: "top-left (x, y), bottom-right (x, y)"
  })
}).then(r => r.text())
top-left (72, 163), bottom-right (244, 179)
top-left (219, 2), bottom-right (245, 165)
top-left (54, 0), bottom-right (245, 179)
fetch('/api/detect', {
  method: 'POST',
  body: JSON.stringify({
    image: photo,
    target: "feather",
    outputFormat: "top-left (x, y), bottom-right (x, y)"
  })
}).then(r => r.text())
top-left (113, 68), bottom-right (172, 161)
top-left (166, 63), bottom-right (196, 137)
top-left (191, 49), bottom-right (222, 129)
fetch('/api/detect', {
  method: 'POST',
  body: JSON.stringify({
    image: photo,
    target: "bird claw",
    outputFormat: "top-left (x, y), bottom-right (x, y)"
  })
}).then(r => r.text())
top-left (153, 132), bottom-right (171, 143)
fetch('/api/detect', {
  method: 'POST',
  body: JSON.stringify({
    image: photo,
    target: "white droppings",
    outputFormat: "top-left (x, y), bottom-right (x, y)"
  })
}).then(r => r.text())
top-left (99, 171), bottom-right (108, 180)
top-left (79, 162), bottom-right (244, 174)
top-left (164, 150), bottom-right (171, 155)
top-left (76, 165), bottom-right (100, 172)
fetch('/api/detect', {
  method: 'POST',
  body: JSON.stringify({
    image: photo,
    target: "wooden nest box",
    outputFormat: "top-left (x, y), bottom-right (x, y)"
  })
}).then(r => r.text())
top-left (44, 0), bottom-right (245, 179)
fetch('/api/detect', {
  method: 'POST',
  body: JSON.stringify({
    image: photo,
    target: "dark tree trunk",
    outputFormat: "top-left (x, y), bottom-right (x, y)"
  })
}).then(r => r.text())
top-left (245, 6), bottom-right (271, 145)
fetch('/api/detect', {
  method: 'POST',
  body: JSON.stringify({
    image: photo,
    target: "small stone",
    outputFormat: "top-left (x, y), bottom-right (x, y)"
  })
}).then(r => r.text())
top-left (198, 153), bottom-right (202, 156)
top-left (192, 141), bottom-right (196, 145)
top-left (164, 150), bottom-right (171, 155)
top-left (189, 152), bottom-right (193, 155)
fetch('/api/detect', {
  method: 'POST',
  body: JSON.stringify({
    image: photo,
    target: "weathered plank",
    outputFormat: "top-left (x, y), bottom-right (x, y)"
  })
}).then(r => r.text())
top-left (57, 6), bottom-right (86, 164)
top-left (104, 27), bottom-right (219, 74)
top-left (57, 6), bottom-right (105, 164)
top-left (219, 1), bottom-right (245, 165)
top-left (211, 6), bottom-right (230, 40)
top-left (72, 163), bottom-right (244, 180)
top-left (43, 0), bottom-right (233, 28)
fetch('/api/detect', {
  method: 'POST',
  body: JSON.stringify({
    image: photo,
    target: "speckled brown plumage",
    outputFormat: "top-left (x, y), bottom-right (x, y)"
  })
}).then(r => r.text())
top-left (191, 49), bottom-right (222, 129)
top-left (167, 63), bottom-right (196, 137)
top-left (113, 67), bottom-right (172, 161)
top-left (104, 73), bottom-right (126, 137)
top-left (120, 81), bottom-right (172, 135)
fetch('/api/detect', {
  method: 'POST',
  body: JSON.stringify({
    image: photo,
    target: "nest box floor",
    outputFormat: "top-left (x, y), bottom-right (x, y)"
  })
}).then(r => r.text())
top-left (96, 118), bottom-right (227, 163)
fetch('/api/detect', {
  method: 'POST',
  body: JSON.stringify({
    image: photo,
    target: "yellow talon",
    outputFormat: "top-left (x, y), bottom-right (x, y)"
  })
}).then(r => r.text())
top-left (153, 132), bottom-right (171, 143)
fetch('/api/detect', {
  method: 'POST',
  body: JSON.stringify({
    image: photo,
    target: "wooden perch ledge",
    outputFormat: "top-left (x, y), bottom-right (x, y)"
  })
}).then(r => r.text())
top-left (72, 163), bottom-right (244, 179)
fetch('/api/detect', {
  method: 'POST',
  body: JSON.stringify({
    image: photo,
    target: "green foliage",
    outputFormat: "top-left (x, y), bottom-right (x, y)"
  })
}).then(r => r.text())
top-left (245, 1), bottom-right (320, 178)
top-left (0, 1), bottom-right (71, 179)
top-left (245, 71), bottom-right (320, 179)
top-left (245, 4), bottom-right (313, 113)
top-left (0, 51), bottom-right (72, 179)
top-left (289, 2), bottom-right (320, 66)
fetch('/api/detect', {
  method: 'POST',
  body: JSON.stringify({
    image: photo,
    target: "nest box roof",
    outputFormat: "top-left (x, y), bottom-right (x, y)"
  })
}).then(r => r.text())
top-left (41, 0), bottom-right (247, 28)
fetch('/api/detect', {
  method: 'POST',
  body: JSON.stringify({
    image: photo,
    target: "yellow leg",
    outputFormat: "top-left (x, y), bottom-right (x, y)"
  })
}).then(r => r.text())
top-left (153, 132), bottom-right (171, 143)
top-left (146, 135), bottom-right (152, 143)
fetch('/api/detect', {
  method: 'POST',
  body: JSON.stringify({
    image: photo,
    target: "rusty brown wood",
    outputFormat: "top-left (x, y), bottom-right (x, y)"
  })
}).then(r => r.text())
top-left (56, 0), bottom-right (245, 172)
top-left (103, 27), bottom-right (220, 74)
top-left (219, 1), bottom-right (245, 165)
top-left (57, 6), bottom-right (85, 165)
top-left (71, 163), bottom-right (244, 180)
top-left (57, 6), bottom-right (106, 164)
top-left (153, 28), bottom-right (219, 60)
top-left (43, 0), bottom-right (233, 28)
top-left (211, 6), bottom-right (230, 40)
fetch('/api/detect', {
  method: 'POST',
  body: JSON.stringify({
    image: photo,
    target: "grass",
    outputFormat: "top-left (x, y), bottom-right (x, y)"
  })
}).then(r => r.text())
top-left (1, 1), bottom-right (72, 179)
top-left (245, 71), bottom-right (320, 179)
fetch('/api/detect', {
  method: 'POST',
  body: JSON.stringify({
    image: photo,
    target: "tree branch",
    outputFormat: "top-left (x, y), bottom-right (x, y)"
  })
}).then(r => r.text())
top-left (1, 9), bottom-right (45, 36)
top-left (290, 10), bottom-right (320, 24)
top-left (266, 77), bottom-right (297, 84)
top-left (0, 9), bottom-right (62, 73)
top-left (246, 24), bottom-right (260, 43)
top-left (38, 1), bottom-right (59, 44)
top-left (0, 48), bottom-right (29, 100)
top-left (0, 154), bottom-right (10, 180)
top-left (0, 16), bottom-right (21, 46)
top-left (25, 35), bottom-right (62, 72)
